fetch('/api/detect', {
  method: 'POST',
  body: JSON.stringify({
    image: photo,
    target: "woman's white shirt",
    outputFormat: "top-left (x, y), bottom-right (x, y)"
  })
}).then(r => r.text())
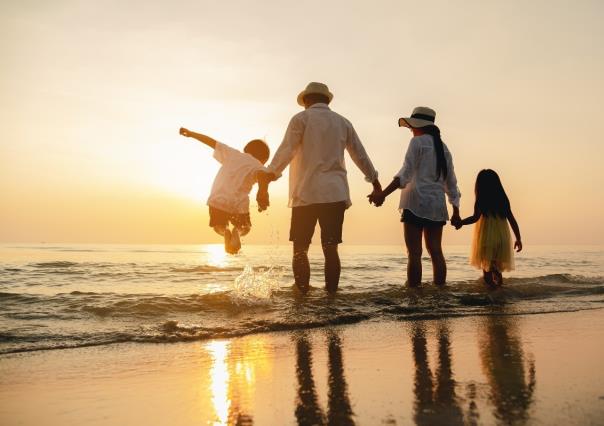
top-left (394, 134), bottom-right (461, 222)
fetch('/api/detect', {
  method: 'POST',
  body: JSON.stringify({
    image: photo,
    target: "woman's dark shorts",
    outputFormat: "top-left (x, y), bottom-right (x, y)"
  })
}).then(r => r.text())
top-left (290, 201), bottom-right (347, 245)
top-left (209, 206), bottom-right (251, 230)
top-left (401, 209), bottom-right (445, 228)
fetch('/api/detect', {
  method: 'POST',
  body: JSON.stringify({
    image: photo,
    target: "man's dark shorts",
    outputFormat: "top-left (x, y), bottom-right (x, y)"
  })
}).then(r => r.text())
top-left (290, 201), bottom-right (347, 245)
top-left (401, 209), bottom-right (445, 228)
top-left (209, 206), bottom-right (251, 230)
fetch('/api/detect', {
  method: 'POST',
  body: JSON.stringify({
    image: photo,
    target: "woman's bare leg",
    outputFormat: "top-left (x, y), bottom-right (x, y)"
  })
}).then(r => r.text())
top-left (404, 223), bottom-right (423, 287)
top-left (424, 225), bottom-right (446, 286)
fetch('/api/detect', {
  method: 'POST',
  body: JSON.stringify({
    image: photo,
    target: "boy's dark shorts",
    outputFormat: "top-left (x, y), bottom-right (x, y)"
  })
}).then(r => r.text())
top-left (209, 206), bottom-right (251, 230)
top-left (401, 209), bottom-right (445, 228)
top-left (290, 201), bottom-right (347, 245)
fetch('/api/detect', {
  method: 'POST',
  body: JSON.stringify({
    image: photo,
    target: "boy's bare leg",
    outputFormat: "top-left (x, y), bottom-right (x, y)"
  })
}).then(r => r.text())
top-left (293, 243), bottom-right (311, 293)
top-left (230, 228), bottom-right (241, 253)
top-left (322, 244), bottom-right (341, 293)
top-left (404, 223), bottom-right (423, 287)
top-left (424, 226), bottom-right (446, 286)
top-left (214, 225), bottom-right (233, 254)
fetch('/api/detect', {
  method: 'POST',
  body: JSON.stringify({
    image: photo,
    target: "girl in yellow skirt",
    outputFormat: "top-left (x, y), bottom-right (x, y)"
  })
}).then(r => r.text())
top-left (455, 169), bottom-right (522, 286)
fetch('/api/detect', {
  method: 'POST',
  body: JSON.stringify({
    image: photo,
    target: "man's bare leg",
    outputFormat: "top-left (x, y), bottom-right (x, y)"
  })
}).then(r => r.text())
top-left (322, 244), bottom-right (341, 293)
top-left (293, 243), bottom-right (311, 293)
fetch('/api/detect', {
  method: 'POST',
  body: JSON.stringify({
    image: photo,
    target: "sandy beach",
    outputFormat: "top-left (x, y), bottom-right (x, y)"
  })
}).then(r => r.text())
top-left (2, 308), bottom-right (603, 425)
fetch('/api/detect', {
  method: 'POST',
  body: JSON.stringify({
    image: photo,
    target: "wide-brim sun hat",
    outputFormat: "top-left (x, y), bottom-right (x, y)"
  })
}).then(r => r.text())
top-left (398, 106), bottom-right (436, 128)
top-left (297, 82), bottom-right (333, 106)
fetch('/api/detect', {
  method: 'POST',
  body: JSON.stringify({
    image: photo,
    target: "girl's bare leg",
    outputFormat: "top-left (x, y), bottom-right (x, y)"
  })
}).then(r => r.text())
top-left (404, 223), bottom-right (423, 287)
top-left (491, 262), bottom-right (503, 286)
top-left (424, 225), bottom-right (446, 286)
top-left (483, 269), bottom-right (495, 286)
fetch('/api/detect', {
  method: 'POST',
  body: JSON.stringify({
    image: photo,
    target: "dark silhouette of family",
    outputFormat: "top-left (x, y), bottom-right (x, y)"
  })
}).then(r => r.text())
top-left (180, 81), bottom-right (522, 292)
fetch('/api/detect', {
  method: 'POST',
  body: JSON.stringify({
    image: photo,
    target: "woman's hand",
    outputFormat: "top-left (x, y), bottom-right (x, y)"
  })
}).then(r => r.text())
top-left (367, 190), bottom-right (385, 207)
top-left (450, 216), bottom-right (462, 229)
top-left (514, 240), bottom-right (523, 252)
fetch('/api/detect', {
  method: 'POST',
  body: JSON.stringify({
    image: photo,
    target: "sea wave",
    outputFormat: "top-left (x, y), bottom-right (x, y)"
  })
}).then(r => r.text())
top-left (1, 273), bottom-right (603, 354)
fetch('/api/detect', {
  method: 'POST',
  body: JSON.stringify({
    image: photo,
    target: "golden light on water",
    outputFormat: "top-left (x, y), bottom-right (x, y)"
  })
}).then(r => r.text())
top-left (207, 340), bottom-right (231, 426)
top-left (203, 244), bottom-right (228, 267)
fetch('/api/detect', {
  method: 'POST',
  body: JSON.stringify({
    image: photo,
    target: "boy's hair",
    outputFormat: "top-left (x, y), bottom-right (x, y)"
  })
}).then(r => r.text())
top-left (474, 169), bottom-right (511, 218)
top-left (244, 139), bottom-right (270, 164)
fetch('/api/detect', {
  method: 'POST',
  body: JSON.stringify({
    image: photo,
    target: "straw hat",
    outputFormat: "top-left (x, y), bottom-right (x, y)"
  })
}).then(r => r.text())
top-left (297, 82), bottom-right (333, 106)
top-left (398, 106), bottom-right (436, 128)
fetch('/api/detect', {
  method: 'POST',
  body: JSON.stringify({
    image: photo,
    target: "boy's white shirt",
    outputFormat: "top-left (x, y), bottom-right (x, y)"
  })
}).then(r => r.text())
top-left (207, 142), bottom-right (264, 214)
top-left (394, 134), bottom-right (461, 222)
top-left (266, 103), bottom-right (378, 208)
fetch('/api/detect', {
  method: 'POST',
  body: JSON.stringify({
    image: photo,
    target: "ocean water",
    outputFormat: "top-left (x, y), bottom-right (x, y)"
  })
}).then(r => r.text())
top-left (0, 243), bottom-right (603, 354)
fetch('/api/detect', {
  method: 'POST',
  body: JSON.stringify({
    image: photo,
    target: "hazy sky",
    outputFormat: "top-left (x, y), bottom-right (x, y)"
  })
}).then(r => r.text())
top-left (1, 0), bottom-right (603, 245)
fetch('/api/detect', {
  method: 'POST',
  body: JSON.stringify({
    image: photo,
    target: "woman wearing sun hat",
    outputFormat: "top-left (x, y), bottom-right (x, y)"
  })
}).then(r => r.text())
top-left (370, 107), bottom-right (461, 287)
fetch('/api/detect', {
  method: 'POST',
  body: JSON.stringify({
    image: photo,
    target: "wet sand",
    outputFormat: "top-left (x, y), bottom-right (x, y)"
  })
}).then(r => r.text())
top-left (1, 308), bottom-right (604, 425)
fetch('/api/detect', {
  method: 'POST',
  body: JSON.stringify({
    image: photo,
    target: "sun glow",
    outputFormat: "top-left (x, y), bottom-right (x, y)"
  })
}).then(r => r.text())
top-left (203, 244), bottom-right (228, 266)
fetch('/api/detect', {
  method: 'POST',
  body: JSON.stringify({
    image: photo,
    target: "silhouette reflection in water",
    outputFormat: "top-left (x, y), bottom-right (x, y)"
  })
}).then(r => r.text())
top-left (411, 321), bottom-right (464, 426)
top-left (294, 331), bottom-right (355, 426)
top-left (479, 315), bottom-right (536, 425)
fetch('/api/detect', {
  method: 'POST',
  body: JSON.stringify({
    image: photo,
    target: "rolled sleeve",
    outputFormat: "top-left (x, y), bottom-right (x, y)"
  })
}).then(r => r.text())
top-left (346, 124), bottom-right (378, 183)
top-left (395, 138), bottom-right (419, 188)
top-left (444, 152), bottom-right (461, 207)
top-left (213, 142), bottom-right (239, 164)
top-left (266, 115), bottom-right (304, 179)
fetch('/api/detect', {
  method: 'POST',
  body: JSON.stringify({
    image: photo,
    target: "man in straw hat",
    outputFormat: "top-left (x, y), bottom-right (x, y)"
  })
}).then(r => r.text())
top-left (257, 82), bottom-right (381, 293)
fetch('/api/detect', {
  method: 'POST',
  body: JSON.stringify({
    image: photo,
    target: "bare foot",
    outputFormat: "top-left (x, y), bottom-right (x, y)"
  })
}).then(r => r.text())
top-left (230, 228), bottom-right (241, 254)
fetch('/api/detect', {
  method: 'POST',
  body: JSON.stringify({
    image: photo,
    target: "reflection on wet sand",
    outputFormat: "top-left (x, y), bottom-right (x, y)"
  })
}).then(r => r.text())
top-left (479, 315), bottom-right (536, 425)
top-left (411, 321), bottom-right (464, 426)
top-left (409, 317), bottom-right (536, 426)
top-left (202, 316), bottom-right (536, 425)
top-left (206, 336), bottom-right (274, 425)
top-left (294, 331), bottom-right (355, 426)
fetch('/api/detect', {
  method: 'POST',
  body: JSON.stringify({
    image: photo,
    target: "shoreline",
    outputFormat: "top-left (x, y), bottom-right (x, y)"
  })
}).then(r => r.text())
top-left (2, 309), bottom-right (604, 425)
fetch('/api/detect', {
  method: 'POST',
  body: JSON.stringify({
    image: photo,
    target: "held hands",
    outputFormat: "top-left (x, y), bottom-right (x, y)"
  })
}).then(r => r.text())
top-left (255, 170), bottom-right (276, 212)
top-left (179, 127), bottom-right (191, 137)
top-left (367, 190), bottom-right (385, 207)
top-left (256, 189), bottom-right (269, 212)
top-left (514, 240), bottom-right (523, 252)
top-left (450, 215), bottom-right (462, 230)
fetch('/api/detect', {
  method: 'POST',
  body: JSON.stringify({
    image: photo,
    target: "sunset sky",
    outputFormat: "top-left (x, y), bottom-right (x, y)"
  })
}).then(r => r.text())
top-left (1, 0), bottom-right (603, 245)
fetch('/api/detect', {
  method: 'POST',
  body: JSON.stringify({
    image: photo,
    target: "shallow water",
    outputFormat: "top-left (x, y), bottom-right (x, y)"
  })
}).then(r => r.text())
top-left (1, 243), bottom-right (603, 354)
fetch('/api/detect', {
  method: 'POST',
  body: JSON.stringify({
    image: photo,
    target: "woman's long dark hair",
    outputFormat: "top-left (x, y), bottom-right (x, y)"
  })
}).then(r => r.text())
top-left (475, 169), bottom-right (511, 218)
top-left (421, 125), bottom-right (447, 181)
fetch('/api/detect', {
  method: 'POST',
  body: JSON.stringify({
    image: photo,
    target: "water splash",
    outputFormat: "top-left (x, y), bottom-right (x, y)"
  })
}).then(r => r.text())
top-left (232, 265), bottom-right (283, 303)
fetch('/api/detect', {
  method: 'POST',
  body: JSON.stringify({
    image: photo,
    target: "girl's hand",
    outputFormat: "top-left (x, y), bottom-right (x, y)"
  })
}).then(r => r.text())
top-left (367, 191), bottom-right (385, 207)
top-left (514, 240), bottom-right (523, 252)
top-left (179, 127), bottom-right (191, 137)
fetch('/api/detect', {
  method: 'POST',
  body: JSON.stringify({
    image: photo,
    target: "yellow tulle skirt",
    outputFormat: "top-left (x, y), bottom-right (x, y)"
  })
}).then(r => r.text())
top-left (470, 215), bottom-right (514, 272)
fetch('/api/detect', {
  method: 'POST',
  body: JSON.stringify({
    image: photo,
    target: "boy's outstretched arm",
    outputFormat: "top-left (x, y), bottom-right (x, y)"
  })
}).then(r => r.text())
top-left (179, 128), bottom-right (217, 149)
top-left (507, 210), bottom-right (522, 251)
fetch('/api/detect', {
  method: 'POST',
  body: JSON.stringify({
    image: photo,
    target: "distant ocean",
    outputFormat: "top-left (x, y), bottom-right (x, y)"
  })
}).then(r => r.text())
top-left (1, 243), bottom-right (603, 354)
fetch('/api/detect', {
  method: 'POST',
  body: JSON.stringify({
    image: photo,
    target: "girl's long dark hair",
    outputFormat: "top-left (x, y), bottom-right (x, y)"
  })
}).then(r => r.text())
top-left (475, 169), bottom-right (511, 217)
top-left (421, 125), bottom-right (447, 181)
